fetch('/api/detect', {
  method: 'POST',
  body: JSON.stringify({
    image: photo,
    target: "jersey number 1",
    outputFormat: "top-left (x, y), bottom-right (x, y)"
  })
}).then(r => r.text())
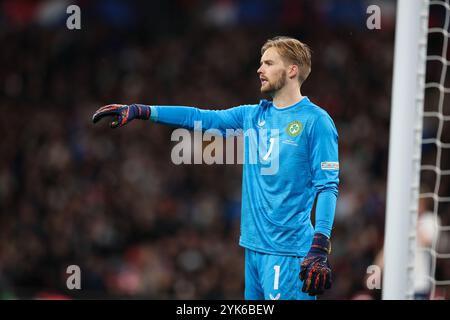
top-left (273, 265), bottom-right (280, 290)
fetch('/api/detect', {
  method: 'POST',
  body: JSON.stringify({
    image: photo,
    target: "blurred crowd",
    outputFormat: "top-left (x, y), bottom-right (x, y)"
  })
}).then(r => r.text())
top-left (0, 0), bottom-right (449, 299)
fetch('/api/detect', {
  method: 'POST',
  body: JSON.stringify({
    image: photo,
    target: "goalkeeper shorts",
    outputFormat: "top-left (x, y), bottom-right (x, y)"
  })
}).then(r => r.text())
top-left (244, 248), bottom-right (316, 300)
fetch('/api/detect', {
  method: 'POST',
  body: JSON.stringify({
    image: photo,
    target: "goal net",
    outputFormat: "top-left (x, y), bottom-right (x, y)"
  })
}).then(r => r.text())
top-left (383, 0), bottom-right (450, 300)
top-left (419, 0), bottom-right (450, 300)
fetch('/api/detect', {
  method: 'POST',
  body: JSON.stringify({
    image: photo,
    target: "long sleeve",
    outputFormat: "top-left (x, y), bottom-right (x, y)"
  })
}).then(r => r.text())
top-left (308, 114), bottom-right (340, 238)
top-left (149, 105), bottom-right (254, 136)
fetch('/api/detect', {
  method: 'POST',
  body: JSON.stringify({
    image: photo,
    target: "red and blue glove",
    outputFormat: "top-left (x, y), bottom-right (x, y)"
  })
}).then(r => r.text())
top-left (300, 233), bottom-right (332, 296)
top-left (92, 104), bottom-right (151, 128)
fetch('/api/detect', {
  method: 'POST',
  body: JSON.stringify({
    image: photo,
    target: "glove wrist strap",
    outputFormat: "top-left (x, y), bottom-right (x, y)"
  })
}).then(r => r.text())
top-left (132, 104), bottom-right (151, 120)
top-left (311, 233), bottom-right (331, 255)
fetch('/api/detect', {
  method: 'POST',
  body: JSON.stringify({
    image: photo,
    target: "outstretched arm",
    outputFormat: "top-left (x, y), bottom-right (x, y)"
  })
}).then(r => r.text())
top-left (92, 103), bottom-right (252, 135)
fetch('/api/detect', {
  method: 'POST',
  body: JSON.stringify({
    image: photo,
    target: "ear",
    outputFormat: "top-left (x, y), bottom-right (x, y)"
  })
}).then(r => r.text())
top-left (288, 64), bottom-right (298, 79)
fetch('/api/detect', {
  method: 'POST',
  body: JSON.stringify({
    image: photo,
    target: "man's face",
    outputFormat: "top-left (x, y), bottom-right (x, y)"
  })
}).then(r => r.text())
top-left (257, 47), bottom-right (289, 95)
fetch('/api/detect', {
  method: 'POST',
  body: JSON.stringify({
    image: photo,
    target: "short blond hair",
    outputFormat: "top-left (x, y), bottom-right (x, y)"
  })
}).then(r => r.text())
top-left (261, 36), bottom-right (312, 85)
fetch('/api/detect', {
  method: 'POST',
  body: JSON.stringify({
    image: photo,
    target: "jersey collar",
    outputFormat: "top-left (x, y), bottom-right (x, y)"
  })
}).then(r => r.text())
top-left (271, 96), bottom-right (309, 110)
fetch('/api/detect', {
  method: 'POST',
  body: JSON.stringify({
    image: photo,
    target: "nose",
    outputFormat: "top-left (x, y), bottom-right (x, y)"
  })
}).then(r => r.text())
top-left (257, 65), bottom-right (263, 75)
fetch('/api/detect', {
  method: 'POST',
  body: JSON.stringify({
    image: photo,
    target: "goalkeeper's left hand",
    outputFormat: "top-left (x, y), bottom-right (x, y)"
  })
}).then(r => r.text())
top-left (299, 233), bottom-right (332, 296)
top-left (92, 104), bottom-right (151, 128)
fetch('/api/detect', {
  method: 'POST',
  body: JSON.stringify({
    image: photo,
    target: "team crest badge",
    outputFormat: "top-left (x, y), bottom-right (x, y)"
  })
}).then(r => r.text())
top-left (286, 120), bottom-right (303, 137)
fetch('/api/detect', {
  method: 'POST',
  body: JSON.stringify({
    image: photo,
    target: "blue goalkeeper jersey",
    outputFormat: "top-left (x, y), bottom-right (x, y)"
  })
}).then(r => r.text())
top-left (149, 97), bottom-right (339, 256)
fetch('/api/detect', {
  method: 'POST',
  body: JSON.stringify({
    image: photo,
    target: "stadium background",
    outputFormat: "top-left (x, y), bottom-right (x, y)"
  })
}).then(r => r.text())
top-left (0, 0), bottom-right (448, 299)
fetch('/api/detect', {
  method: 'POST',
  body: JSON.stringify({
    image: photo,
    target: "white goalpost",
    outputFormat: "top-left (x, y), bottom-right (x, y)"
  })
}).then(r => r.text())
top-left (383, 0), bottom-right (450, 300)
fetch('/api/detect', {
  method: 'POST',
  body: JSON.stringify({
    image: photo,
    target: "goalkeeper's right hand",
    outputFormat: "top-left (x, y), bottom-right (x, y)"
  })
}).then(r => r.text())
top-left (92, 104), bottom-right (151, 128)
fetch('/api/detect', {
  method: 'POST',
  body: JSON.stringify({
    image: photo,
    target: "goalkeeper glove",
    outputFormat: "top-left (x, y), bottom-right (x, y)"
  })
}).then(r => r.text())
top-left (299, 233), bottom-right (332, 296)
top-left (92, 104), bottom-right (151, 128)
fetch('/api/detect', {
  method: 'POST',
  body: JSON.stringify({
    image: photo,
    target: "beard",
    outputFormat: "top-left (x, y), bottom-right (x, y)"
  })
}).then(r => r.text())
top-left (260, 70), bottom-right (287, 96)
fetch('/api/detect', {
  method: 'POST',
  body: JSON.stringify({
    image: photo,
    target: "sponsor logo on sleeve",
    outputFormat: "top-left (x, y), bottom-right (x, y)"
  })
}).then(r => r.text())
top-left (321, 162), bottom-right (339, 170)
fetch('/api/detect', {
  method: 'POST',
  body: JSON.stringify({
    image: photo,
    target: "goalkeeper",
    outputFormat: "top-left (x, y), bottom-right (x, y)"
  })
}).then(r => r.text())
top-left (92, 36), bottom-right (339, 300)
